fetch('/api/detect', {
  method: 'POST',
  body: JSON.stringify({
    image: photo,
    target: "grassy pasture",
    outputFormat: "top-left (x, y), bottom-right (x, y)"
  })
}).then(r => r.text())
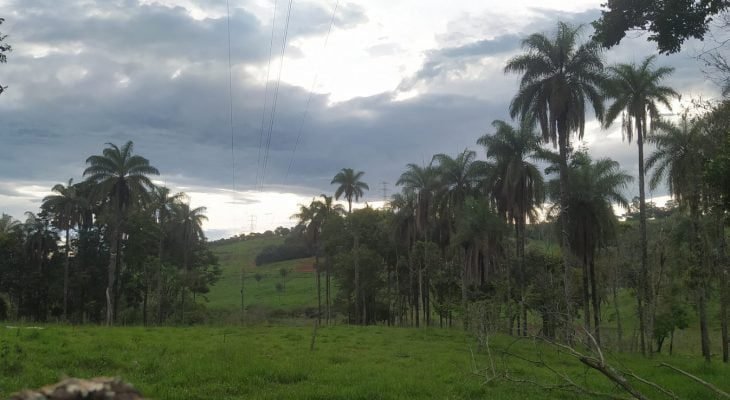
top-left (1, 325), bottom-right (728, 399)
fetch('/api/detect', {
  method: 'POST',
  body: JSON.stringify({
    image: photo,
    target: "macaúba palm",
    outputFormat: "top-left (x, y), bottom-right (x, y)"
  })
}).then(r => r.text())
top-left (604, 55), bottom-right (678, 354)
top-left (548, 152), bottom-right (632, 343)
top-left (83, 141), bottom-right (159, 325)
top-left (42, 178), bottom-right (88, 320)
top-left (505, 21), bottom-right (605, 325)
top-left (646, 117), bottom-right (712, 361)
top-left (479, 119), bottom-right (545, 336)
top-left (331, 168), bottom-right (369, 213)
top-left (0, 213), bottom-right (21, 236)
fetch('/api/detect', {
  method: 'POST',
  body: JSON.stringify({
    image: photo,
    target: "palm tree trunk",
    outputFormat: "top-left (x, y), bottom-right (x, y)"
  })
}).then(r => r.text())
top-left (690, 198), bottom-right (711, 362)
top-left (326, 257), bottom-right (331, 325)
top-left (316, 250), bottom-right (321, 324)
top-left (461, 246), bottom-right (469, 330)
top-left (157, 234), bottom-right (164, 325)
top-left (717, 211), bottom-right (728, 363)
top-left (557, 124), bottom-right (573, 340)
top-left (637, 118), bottom-right (653, 356)
top-left (589, 256), bottom-right (601, 345)
top-left (518, 217), bottom-right (527, 336)
top-left (63, 227), bottom-right (70, 321)
top-left (613, 253), bottom-right (623, 351)
top-left (582, 230), bottom-right (591, 333)
top-left (354, 234), bottom-right (360, 324)
top-left (106, 225), bottom-right (118, 326)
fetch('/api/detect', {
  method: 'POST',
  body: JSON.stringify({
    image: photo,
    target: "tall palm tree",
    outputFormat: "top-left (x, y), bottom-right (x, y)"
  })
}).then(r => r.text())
top-left (505, 22), bottom-right (605, 328)
top-left (21, 212), bottom-right (58, 320)
top-left (454, 197), bottom-right (505, 329)
top-left (479, 119), bottom-right (545, 336)
top-left (331, 168), bottom-right (369, 213)
top-left (83, 141), bottom-right (159, 326)
top-left (604, 55), bottom-right (678, 354)
top-left (172, 202), bottom-right (207, 323)
top-left (42, 178), bottom-right (88, 321)
top-left (314, 195), bottom-right (345, 324)
top-left (0, 213), bottom-right (20, 236)
top-left (548, 152), bottom-right (632, 344)
top-left (150, 186), bottom-right (185, 324)
top-left (396, 163), bottom-right (441, 326)
top-left (646, 117), bottom-right (712, 361)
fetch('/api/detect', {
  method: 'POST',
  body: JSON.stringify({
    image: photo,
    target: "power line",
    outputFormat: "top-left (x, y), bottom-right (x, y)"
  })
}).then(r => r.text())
top-left (260, 0), bottom-right (294, 190)
top-left (255, 0), bottom-right (278, 189)
top-left (285, 0), bottom-right (340, 180)
top-left (226, 0), bottom-right (236, 215)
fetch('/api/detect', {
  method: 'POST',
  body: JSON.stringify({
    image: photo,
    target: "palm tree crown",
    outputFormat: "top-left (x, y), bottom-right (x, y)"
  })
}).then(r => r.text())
top-left (505, 22), bottom-right (605, 145)
top-left (331, 168), bottom-right (369, 213)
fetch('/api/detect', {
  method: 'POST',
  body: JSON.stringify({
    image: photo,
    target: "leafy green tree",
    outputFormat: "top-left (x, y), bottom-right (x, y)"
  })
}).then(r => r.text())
top-left (603, 55), bottom-right (678, 354)
top-left (331, 168), bottom-right (369, 213)
top-left (505, 22), bottom-right (605, 327)
top-left (479, 119), bottom-right (545, 336)
top-left (592, 0), bottom-right (729, 54)
top-left (83, 141), bottom-right (159, 325)
top-left (42, 179), bottom-right (88, 320)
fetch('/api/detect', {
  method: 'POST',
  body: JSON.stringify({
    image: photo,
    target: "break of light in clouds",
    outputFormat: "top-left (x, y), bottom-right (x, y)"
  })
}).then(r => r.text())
top-left (0, 0), bottom-right (722, 239)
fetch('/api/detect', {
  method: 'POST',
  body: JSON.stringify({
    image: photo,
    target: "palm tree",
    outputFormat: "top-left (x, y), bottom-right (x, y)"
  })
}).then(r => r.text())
top-left (150, 186), bottom-right (185, 324)
top-left (172, 202), bottom-right (207, 324)
top-left (42, 178), bottom-right (88, 321)
top-left (83, 141), bottom-right (159, 326)
top-left (646, 117), bottom-right (712, 361)
top-left (0, 213), bottom-right (20, 236)
top-left (331, 168), bottom-right (369, 213)
top-left (604, 55), bottom-right (678, 354)
top-left (548, 152), bottom-right (632, 344)
top-left (479, 119), bottom-right (545, 336)
top-left (314, 195), bottom-right (345, 323)
top-left (505, 22), bottom-right (605, 329)
top-left (396, 163), bottom-right (441, 326)
top-left (454, 197), bottom-right (506, 329)
top-left (21, 212), bottom-right (58, 320)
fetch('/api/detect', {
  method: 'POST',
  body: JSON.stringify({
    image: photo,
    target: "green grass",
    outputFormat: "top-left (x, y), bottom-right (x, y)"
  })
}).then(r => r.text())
top-left (1, 325), bottom-right (727, 399)
top-left (206, 238), bottom-right (319, 312)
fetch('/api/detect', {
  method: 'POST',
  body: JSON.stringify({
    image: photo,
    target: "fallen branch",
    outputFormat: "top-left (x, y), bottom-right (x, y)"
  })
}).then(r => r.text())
top-left (659, 362), bottom-right (730, 399)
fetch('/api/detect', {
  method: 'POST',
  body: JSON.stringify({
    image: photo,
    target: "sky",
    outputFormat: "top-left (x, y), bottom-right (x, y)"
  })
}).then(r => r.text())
top-left (0, 0), bottom-right (723, 239)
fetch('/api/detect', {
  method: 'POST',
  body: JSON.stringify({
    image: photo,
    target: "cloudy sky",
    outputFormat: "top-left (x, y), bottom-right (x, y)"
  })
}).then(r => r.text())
top-left (0, 0), bottom-right (722, 239)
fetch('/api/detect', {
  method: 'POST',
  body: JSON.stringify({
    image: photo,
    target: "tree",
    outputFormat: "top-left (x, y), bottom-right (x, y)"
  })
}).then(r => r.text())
top-left (505, 22), bottom-right (605, 333)
top-left (0, 18), bottom-right (11, 95)
top-left (548, 152), bottom-right (633, 344)
top-left (592, 0), bottom-right (729, 54)
top-left (479, 119), bottom-right (545, 336)
top-left (331, 168), bottom-right (369, 213)
top-left (603, 55), bottom-right (678, 354)
top-left (171, 202), bottom-right (207, 323)
top-left (42, 179), bottom-right (88, 321)
top-left (646, 117), bottom-right (712, 361)
top-left (150, 187), bottom-right (185, 324)
top-left (83, 141), bottom-right (159, 326)
top-left (0, 213), bottom-right (20, 236)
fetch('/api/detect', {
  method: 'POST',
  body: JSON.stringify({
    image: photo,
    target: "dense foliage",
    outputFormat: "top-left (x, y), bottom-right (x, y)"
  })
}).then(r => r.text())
top-left (0, 142), bottom-right (220, 325)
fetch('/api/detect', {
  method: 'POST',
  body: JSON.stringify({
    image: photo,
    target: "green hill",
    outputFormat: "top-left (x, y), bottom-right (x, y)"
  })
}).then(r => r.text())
top-left (203, 237), bottom-right (319, 317)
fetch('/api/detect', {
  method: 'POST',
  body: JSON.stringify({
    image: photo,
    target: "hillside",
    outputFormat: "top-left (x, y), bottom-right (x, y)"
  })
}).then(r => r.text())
top-left (204, 237), bottom-right (319, 317)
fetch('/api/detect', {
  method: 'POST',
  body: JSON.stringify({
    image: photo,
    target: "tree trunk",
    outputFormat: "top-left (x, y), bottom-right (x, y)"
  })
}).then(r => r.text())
top-left (142, 262), bottom-right (149, 326)
top-left (354, 234), bottom-right (360, 324)
top-left (637, 118), bottom-right (653, 357)
top-left (582, 231), bottom-right (591, 333)
top-left (326, 257), bottom-right (331, 325)
top-left (157, 232), bottom-right (164, 325)
top-left (106, 222), bottom-right (119, 327)
top-left (557, 122), bottom-right (573, 339)
top-left (717, 212), bottom-right (728, 363)
top-left (589, 257), bottom-right (601, 345)
top-left (613, 256), bottom-right (623, 351)
top-left (699, 286), bottom-right (711, 362)
top-left (461, 246), bottom-right (469, 330)
top-left (316, 251), bottom-right (321, 324)
top-left (63, 227), bottom-right (70, 321)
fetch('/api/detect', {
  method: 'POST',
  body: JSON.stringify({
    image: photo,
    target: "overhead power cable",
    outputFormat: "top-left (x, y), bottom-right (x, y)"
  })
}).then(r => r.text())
top-left (285, 0), bottom-right (340, 180)
top-left (255, 0), bottom-right (279, 189)
top-left (260, 0), bottom-right (294, 190)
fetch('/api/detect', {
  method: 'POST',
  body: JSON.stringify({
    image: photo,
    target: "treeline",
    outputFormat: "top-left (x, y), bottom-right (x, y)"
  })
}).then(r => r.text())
top-left (0, 142), bottom-right (220, 325)
top-left (292, 23), bottom-right (729, 363)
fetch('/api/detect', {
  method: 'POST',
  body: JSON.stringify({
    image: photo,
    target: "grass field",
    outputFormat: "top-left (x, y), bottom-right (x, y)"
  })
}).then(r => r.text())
top-left (1, 325), bottom-right (727, 399)
top-left (206, 238), bottom-right (319, 313)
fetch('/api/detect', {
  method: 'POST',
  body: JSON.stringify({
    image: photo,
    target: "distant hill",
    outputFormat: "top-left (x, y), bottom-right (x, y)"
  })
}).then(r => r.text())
top-left (204, 237), bottom-right (318, 319)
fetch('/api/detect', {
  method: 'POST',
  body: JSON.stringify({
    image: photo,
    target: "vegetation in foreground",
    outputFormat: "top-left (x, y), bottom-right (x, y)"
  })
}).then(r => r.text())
top-left (0, 325), bottom-right (728, 400)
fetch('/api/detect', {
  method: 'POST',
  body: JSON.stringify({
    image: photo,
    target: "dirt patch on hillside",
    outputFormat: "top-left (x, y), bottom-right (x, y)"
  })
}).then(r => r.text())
top-left (295, 262), bottom-right (315, 272)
